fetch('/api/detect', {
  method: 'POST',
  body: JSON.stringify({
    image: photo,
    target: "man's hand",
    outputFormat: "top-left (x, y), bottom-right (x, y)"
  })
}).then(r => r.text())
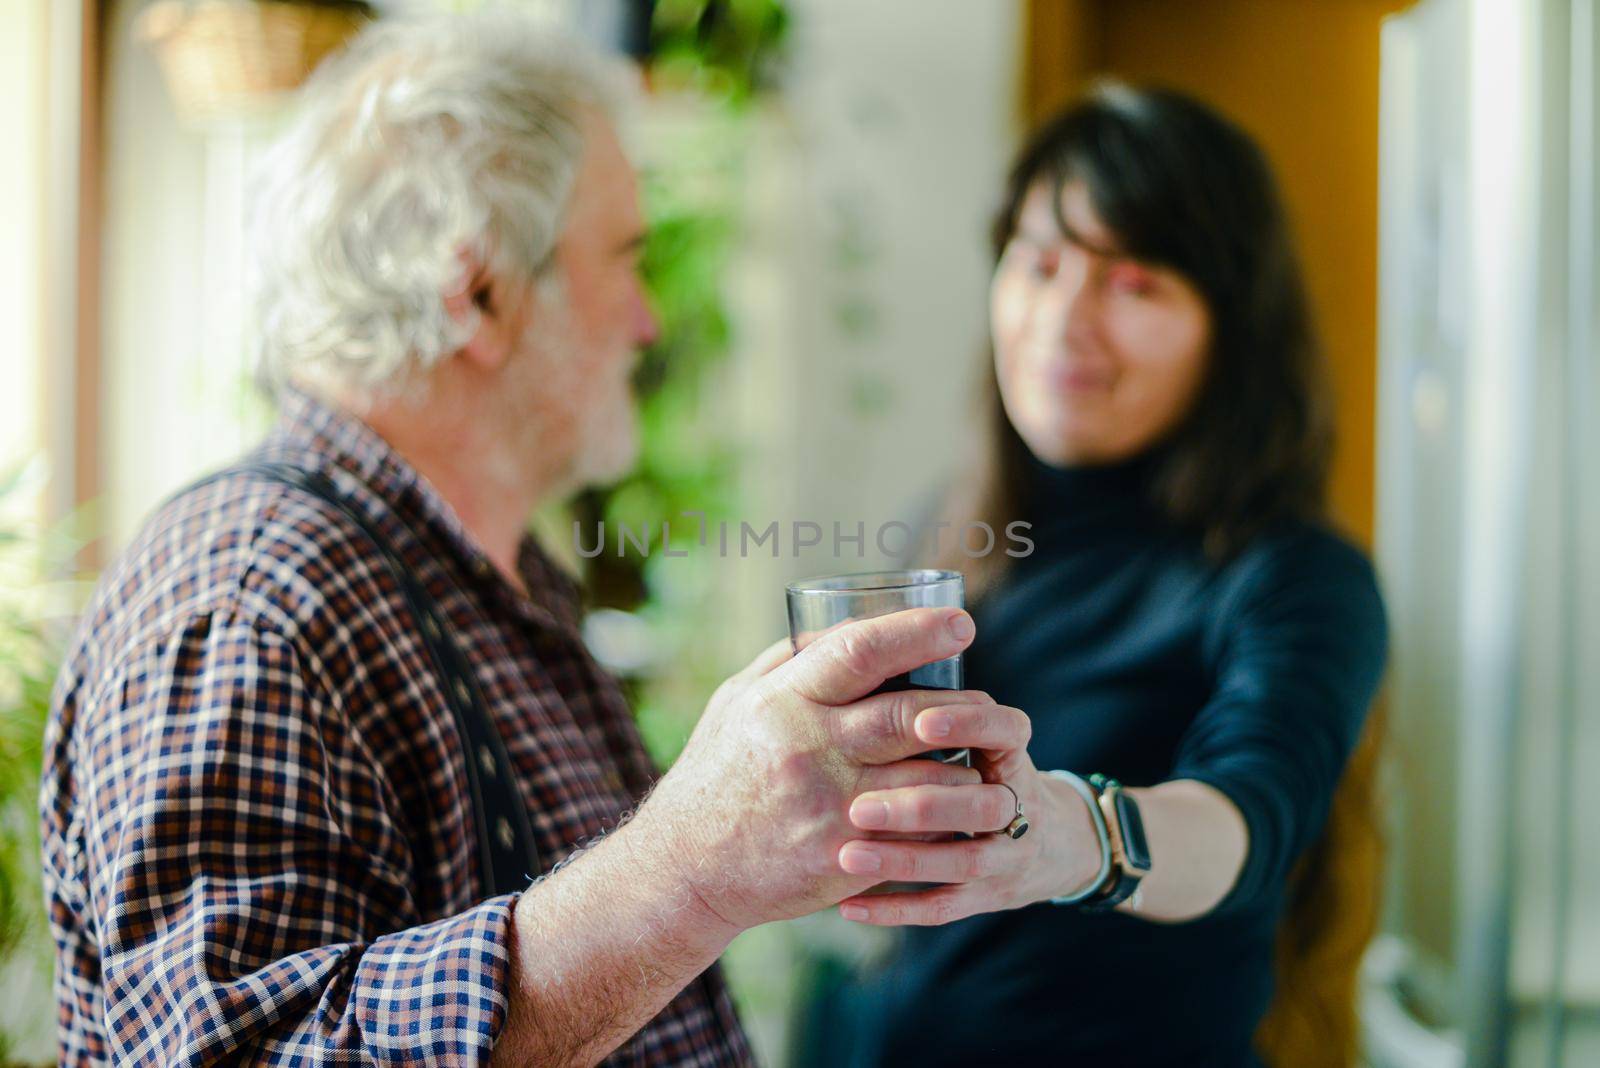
top-left (632, 606), bottom-right (1027, 936)
top-left (496, 607), bottom-right (1026, 1067)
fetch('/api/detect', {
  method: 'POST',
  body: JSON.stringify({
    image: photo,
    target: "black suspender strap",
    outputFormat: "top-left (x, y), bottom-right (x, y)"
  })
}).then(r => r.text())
top-left (231, 460), bottom-right (541, 895)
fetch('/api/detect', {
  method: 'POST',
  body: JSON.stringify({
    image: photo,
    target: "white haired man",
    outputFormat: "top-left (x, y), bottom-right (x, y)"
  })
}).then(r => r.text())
top-left (39, 12), bottom-right (1041, 1067)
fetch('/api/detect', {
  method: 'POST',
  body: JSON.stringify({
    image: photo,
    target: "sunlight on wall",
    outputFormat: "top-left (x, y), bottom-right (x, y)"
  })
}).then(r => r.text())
top-left (0, 2), bottom-right (46, 521)
top-left (101, 2), bottom-right (278, 549)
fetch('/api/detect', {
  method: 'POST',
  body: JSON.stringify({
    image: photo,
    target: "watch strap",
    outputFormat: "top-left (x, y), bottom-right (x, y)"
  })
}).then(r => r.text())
top-left (1077, 869), bottom-right (1144, 911)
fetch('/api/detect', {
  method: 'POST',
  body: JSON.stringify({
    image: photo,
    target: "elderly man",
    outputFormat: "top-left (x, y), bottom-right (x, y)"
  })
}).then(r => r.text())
top-left (39, 13), bottom-right (1036, 1067)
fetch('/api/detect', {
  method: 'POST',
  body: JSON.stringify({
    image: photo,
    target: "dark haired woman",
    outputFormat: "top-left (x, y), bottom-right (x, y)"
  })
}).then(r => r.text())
top-left (803, 84), bottom-right (1388, 1066)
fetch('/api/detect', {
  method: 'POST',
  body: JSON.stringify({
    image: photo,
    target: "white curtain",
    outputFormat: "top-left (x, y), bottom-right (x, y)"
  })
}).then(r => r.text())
top-left (1373, 0), bottom-right (1599, 1065)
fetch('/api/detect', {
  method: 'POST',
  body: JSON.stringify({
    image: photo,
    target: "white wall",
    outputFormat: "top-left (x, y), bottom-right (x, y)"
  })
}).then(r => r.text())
top-left (101, 1), bottom-right (282, 549)
top-left (786, 0), bottom-right (1019, 546)
top-left (727, 0), bottom-right (1022, 634)
top-left (0, 1), bottom-right (47, 516)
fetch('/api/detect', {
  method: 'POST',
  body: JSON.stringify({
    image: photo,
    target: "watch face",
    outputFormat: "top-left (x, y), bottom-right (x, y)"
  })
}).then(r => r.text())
top-left (1114, 791), bottom-right (1152, 873)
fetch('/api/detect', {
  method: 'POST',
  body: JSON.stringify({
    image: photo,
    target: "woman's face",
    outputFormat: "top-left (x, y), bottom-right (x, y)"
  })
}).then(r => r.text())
top-left (991, 180), bottom-right (1212, 467)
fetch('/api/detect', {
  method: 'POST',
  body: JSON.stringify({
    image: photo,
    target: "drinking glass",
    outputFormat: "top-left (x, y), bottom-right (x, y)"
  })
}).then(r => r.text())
top-left (785, 569), bottom-right (970, 767)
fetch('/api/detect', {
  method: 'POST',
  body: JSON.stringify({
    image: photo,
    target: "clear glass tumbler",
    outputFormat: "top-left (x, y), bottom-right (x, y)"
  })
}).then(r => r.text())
top-left (785, 569), bottom-right (970, 767)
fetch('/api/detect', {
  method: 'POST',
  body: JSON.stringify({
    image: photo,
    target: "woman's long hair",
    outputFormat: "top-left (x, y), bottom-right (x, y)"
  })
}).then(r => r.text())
top-left (942, 82), bottom-right (1333, 591)
top-left (945, 84), bottom-right (1379, 1066)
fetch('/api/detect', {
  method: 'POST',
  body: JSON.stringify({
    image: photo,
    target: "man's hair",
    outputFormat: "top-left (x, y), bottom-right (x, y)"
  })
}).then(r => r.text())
top-left (248, 11), bottom-right (628, 397)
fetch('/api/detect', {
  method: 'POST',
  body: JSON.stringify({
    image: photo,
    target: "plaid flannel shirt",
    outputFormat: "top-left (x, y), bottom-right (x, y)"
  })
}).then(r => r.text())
top-left (40, 389), bottom-right (753, 1066)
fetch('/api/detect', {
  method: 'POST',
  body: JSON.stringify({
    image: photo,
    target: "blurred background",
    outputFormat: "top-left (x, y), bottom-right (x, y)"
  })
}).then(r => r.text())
top-left (0, 0), bottom-right (1594, 1065)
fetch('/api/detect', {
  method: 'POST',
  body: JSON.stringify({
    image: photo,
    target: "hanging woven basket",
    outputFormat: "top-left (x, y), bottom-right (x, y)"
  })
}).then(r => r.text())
top-left (137, 0), bottom-right (373, 124)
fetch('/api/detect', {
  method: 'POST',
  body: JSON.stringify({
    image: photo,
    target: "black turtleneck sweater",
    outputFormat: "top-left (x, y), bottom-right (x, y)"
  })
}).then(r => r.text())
top-left (802, 454), bottom-right (1388, 1067)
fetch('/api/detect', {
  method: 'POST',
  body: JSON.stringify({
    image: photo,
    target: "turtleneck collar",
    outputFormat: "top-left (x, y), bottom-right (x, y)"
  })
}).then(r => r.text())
top-left (1019, 447), bottom-right (1162, 542)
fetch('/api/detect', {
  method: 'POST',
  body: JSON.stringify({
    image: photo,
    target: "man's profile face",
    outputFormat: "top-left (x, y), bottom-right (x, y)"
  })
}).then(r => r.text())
top-left (518, 116), bottom-right (658, 491)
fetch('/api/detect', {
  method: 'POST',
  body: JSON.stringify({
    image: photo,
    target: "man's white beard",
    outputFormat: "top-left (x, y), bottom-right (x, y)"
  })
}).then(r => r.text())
top-left (568, 373), bottom-right (640, 490)
top-left (508, 296), bottom-right (640, 500)
top-left (505, 268), bottom-right (643, 502)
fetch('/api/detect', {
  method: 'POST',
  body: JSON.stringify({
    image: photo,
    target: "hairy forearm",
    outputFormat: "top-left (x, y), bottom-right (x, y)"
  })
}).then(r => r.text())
top-left (490, 809), bottom-right (738, 1066)
top-left (1121, 779), bottom-right (1248, 922)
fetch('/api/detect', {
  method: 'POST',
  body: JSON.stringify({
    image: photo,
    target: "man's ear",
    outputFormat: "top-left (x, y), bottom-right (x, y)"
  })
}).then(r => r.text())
top-left (443, 247), bottom-right (525, 373)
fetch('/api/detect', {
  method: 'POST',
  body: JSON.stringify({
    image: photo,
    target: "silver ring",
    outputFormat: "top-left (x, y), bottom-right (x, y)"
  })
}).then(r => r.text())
top-left (995, 782), bottom-right (1030, 840)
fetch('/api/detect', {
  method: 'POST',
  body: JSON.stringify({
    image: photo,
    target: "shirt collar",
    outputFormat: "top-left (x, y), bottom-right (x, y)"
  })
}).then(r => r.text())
top-left (262, 386), bottom-right (585, 633)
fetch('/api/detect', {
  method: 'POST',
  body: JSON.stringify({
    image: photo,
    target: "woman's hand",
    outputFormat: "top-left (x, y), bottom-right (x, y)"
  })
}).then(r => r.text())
top-left (833, 701), bottom-right (1106, 926)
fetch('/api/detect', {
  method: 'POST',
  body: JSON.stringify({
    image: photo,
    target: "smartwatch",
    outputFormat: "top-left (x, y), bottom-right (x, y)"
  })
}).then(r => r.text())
top-left (1042, 770), bottom-right (1153, 911)
top-left (1077, 773), bottom-right (1152, 912)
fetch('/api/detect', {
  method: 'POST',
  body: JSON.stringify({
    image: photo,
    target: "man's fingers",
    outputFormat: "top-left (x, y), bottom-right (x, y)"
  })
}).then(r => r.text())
top-left (846, 784), bottom-right (1017, 835)
top-left (768, 608), bottom-right (974, 706)
top-left (837, 835), bottom-right (1017, 884)
top-left (738, 638), bottom-right (794, 680)
top-left (911, 702), bottom-right (1031, 755)
top-left (832, 693), bottom-right (994, 764)
top-left (789, 615), bottom-right (856, 649)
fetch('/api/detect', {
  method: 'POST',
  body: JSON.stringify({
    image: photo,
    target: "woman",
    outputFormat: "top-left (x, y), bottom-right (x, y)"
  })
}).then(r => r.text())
top-left (804, 84), bottom-right (1388, 1066)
